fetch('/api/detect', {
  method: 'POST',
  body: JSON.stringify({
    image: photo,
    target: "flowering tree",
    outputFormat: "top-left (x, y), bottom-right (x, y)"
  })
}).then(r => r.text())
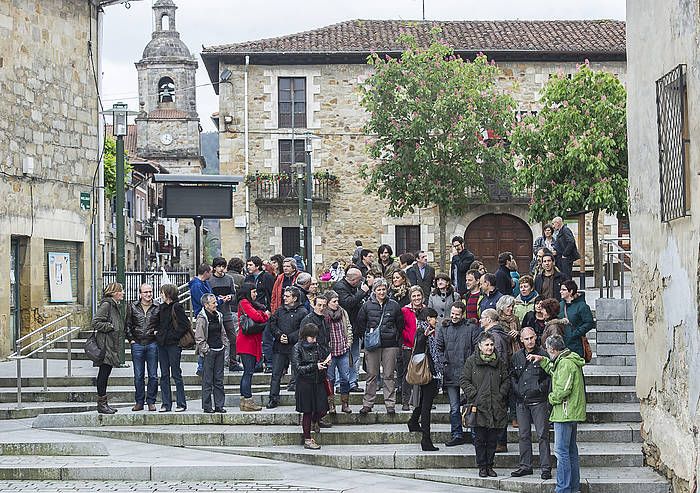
top-left (360, 33), bottom-right (515, 270)
top-left (510, 62), bottom-right (627, 276)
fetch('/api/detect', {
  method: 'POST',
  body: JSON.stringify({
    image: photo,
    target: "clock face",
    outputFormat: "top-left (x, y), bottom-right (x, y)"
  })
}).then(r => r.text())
top-left (160, 133), bottom-right (173, 145)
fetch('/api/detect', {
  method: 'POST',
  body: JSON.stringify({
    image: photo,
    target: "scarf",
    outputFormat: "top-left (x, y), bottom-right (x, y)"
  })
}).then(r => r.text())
top-left (427, 331), bottom-right (443, 379)
top-left (519, 291), bottom-right (538, 304)
top-left (324, 307), bottom-right (350, 356)
top-left (480, 352), bottom-right (497, 362)
top-left (392, 284), bottom-right (408, 300)
top-left (500, 312), bottom-right (519, 332)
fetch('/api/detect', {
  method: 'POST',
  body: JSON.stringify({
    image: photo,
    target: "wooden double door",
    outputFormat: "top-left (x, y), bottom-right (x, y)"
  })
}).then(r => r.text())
top-left (464, 214), bottom-right (533, 274)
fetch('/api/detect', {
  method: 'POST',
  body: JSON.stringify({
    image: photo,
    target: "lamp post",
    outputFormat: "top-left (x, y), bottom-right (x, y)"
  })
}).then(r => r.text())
top-left (304, 136), bottom-right (313, 275)
top-left (292, 162), bottom-right (305, 263)
top-left (103, 102), bottom-right (136, 365)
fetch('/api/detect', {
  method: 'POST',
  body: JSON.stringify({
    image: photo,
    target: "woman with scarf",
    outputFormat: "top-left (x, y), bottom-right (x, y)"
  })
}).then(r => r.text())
top-left (427, 273), bottom-right (461, 327)
top-left (236, 283), bottom-right (270, 412)
top-left (513, 275), bottom-right (538, 323)
top-left (496, 295), bottom-right (521, 431)
top-left (389, 270), bottom-right (410, 307)
top-left (399, 285), bottom-right (425, 410)
top-left (406, 307), bottom-right (443, 451)
top-left (323, 290), bottom-right (353, 414)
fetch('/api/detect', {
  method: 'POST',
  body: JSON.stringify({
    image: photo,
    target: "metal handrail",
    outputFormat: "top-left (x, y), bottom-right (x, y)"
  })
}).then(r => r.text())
top-left (8, 311), bottom-right (80, 406)
top-left (598, 237), bottom-right (632, 300)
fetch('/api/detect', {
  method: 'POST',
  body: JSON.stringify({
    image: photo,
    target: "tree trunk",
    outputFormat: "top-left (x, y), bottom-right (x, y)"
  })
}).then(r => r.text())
top-left (592, 209), bottom-right (600, 287)
top-left (438, 206), bottom-right (447, 272)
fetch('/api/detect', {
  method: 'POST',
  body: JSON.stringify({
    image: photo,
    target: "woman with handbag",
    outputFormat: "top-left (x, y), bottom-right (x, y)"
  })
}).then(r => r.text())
top-left (558, 280), bottom-right (594, 361)
top-left (292, 323), bottom-right (331, 450)
top-left (92, 282), bottom-right (125, 414)
top-left (406, 307), bottom-right (442, 451)
top-left (236, 283), bottom-right (270, 411)
top-left (149, 283), bottom-right (189, 412)
top-left (461, 331), bottom-right (511, 478)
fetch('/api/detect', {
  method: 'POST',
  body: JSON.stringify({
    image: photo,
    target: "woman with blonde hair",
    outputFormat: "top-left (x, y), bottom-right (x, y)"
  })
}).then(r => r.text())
top-left (92, 282), bottom-right (125, 414)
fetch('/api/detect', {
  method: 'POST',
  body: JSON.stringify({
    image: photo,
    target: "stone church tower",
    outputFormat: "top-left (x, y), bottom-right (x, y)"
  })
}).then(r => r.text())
top-left (135, 0), bottom-right (204, 270)
top-left (135, 0), bottom-right (203, 175)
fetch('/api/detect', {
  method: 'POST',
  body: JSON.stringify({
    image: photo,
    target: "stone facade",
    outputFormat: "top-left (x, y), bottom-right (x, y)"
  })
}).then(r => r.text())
top-left (0, 1), bottom-right (99, 357)
top-left (214, 57), bottom-right (626, 274)
top-left (627, 1), bottom-right (700, 491)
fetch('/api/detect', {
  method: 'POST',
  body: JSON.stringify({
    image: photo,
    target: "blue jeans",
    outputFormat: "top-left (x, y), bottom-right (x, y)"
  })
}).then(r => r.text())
top-left (158, 344), bottom-right (186, 410)
top-left (240, 353), bottom-right (256, 398)
top-left (327, 351), bottom-right (351, 394)
top-left (131, 341), bottom-right (158, 405)
top-left (262, 324), bottom-right (274, 369)
top-left (197, 355), bottom-right (203, 373)
top-left (554, 422), bottom-right (580, 493)
top-left (349, 337), bottom-right (361, 388)
top-left (446, 385), bottom-right (463, 438)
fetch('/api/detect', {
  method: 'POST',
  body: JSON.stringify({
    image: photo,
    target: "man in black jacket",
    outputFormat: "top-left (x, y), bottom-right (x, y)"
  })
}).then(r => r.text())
top-left (534, 253), bottom-right (569, 301)
top-left (356, 279), bottom-right (404, 415)
top-left (451, 236), bottom-right (475, 295)
top-left (406, 251), bottom-right (435, 296)
top-left (552, 217), bottom-right (580, 278)
top-left (495, 252), bottom-right (516, 297)
top-left (126, 283), bottom-right (159, 412)
top-left (333, 267), bottom-right (371, 392)
top-left (267, 286), bottom-right (308, 408)
top-left (510, 327), bottom-right (552, 480)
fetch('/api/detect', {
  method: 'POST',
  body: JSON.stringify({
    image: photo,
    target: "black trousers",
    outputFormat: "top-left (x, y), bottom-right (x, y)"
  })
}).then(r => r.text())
top-left (409, 378), bottom-right (437, 439)
top-left (474, 426), bottom-right (499, 468)
top-left (269, 352), bottom-right (297, 400)
top-left (96, 363), bottom-right (112, 397)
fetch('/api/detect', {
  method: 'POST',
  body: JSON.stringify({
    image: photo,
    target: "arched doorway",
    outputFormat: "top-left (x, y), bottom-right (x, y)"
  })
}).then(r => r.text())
top-left (465, 214), bottom-right (533, 274)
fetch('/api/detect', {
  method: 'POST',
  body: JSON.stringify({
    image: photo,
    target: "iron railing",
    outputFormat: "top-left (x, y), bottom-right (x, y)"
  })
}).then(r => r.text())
top-left (465, 180), bottom-right (532, 203)
top-left (656, 64), bottom-right (689, 222)
top-left (103, 271), bottom-right (191, 304)
top-left (598, 237), bottom-right (632, 299)
top-left (252, 174), bottom-right (333, 203)
top-left (9, 312), bottom-right (81, 406)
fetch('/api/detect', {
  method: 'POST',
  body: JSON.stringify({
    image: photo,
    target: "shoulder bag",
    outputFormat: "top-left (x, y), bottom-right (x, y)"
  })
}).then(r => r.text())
top-left (84, 329), bottom-right (105, 363)
top-left (406, 347), bottom-right (432, 386)
top-left (363, 305), bottom-right (385, 352)
top-left (564, 304), bottom-right (592, 363)
top-left (174, 306), bottom-right (195, 350)
top-left (240, 312), bottom-right (266, 335)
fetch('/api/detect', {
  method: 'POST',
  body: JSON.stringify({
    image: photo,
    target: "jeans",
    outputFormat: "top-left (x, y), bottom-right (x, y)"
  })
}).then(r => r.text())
top-left (398, 348), bottom-right (413, 405)
top-left (197, 355), bottom-right (203, 373)
top-left (349, 337), bottom-right (361, 388)
top-left (158, 344), bottom-right (186, 410)
top-left (269, 352), bottom-right (294, 401)
top-left (327, 351), bottom-right (351, 394)
top-left (262, 324), bottom-right (274, 369)
top-left (240, 353), bottom-right (257, 398)
top-left (474, 426), bottom-right (499, 467)
top-left (222, 317), bottom-right (237, 367)
top-left (554, 421), bottom-right (580, 493)
top-left (516, 402), bottom-right (551, 471)
top-left (201, 349), bottom-right (225, 411)
top-left (446, 385), bottom-right (463, 438)
top-left (131, 341), bottom-right (158, 405)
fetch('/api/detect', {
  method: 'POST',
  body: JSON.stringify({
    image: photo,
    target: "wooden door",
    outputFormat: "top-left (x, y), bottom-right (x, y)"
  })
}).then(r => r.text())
top-left (464, 214), bottom-right (533, 274)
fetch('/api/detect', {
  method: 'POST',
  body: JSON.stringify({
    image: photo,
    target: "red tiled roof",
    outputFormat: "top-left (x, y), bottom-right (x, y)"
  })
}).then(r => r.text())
top-left (203, 19), bottom-right (625, 56)
top-left (105, 124), bottom-right (138, 156)
top-left (148, 108), bottom-right (188, 119)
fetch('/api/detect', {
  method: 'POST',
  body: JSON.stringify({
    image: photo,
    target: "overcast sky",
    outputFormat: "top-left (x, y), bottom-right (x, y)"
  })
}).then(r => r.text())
top-left (101, 0), bottom-right (625, 132)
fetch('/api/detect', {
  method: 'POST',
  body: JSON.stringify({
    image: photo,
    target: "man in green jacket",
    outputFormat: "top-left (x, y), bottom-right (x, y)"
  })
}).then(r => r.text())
top-left (528, 334), bottom-right (586, 493)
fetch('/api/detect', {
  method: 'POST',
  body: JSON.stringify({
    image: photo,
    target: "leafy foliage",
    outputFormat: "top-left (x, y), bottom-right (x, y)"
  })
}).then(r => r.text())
top-left (359, 33), bottom-right (516, 218)
top-left (103, 136), bottom-right (132, 199)
top-left (510, 62), bottom-right (628, 221)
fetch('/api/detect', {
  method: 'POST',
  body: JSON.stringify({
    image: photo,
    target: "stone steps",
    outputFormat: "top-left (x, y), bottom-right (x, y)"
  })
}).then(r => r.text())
top-left (57, 422), bottom-right (641, 446)
top-left (365, 467), bottom-right (669, 493)
top-left (0, 440), bottom-right (108, 456)
top-left (34, 348), bottom-right (201, 362)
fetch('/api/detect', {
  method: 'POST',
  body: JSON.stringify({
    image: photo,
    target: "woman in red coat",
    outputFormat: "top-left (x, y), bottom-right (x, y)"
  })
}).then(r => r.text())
top-left (237, 283), bottom-right (270, 412)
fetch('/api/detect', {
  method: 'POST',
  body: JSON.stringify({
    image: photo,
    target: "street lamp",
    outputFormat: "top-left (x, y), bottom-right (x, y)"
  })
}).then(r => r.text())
top-left (302, 133), bottom-right (320, 275)
top-left (102, 101), bottom-right (137, 365)
top-left (291, 162), bottom-right (306, 263)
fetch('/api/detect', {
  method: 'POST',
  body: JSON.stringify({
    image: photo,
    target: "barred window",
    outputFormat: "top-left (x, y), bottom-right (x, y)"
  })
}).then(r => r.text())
top-left (278, 77), bottom-right (306, 128)
top-left (395, 226), bottom-right (421, 256)
top-left (656, 64), bottom-right (690, 222)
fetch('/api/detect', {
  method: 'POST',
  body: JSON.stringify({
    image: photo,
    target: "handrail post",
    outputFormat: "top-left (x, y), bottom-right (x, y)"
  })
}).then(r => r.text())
top-left (16, 341), bottom-right (22, 407)
top-left (619, 252), bottom-right (625, 299)
top-left (67, 316), bottom-right (72, 377)
top-left (598, 240), bottom-right (604, 299)
top-left (42, 331), bottom-right (47, 391)
top-left (607, 245), bottom-right (613, 299)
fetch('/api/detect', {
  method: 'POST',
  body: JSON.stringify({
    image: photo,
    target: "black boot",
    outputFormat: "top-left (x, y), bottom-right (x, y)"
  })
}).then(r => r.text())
top-left (407, 407), bottom-right (421, 432)
top-left (421, 435), bottom-right (439, 451)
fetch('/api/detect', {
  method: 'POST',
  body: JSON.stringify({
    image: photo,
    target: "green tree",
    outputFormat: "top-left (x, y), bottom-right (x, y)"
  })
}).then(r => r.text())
top-left (510, 62), bottom-right (628, 278)
top-left (103, 136), bottom-right (132, 199)
top-left (360, 33), bottom-right (515, 270)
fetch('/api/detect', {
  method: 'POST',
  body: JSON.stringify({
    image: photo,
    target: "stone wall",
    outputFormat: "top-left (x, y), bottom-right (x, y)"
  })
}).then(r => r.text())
top-left (595, 298), bottom-right (636, 366)
top-left (0, 1), bottom-right (99, 357)
top-left (217, 57), bottom-right (626, 274)
top-left (627, 0), bottom-right (700, 491)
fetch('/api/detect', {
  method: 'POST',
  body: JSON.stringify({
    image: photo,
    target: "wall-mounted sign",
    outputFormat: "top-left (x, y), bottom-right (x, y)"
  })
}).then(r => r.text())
top-left (48, 252), bottom-right (73, 302)
top-left (80, 192), bottom-right (90, 210)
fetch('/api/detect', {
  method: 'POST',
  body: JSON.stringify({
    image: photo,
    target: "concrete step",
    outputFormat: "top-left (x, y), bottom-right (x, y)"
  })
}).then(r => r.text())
top-left (365, 467), bottom-right (670, 493)
top-left (33, 403), bottom-right (642, 429)
top-left (0, 440), bottom-right (108, 456)
top-left (194, 442), bottom-right (647, 469)
top-left (59, 422), bottom-right (641, 447)
top-left (33, 348), bottom-right (201, 362)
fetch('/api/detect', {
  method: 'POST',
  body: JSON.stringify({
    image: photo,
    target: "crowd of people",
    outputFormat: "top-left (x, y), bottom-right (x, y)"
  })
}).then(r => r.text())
top-left (90, 216), bottom-right (593, 490)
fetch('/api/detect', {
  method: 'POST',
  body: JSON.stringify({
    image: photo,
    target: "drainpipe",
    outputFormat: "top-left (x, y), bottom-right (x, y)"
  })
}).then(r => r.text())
top-left (244, 55), bottom-right (251, 259)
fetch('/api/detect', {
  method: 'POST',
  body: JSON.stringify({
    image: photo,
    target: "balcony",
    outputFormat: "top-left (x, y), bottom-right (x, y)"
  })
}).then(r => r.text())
top-left (248, 172), bottom-right (337, 207)
top-left (465, 180), bottom-right (532, 204)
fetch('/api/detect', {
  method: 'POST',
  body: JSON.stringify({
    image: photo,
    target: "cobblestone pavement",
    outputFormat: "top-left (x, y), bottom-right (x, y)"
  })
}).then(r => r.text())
top-left (1, 480), bottom-right (338, 492)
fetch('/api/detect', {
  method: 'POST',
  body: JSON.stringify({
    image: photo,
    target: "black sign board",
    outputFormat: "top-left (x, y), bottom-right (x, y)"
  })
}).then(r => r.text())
top-left (162, 185), bottom-right (233, 219)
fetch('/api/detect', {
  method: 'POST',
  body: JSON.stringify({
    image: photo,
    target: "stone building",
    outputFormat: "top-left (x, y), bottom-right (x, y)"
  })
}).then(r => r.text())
top-left (202, 20), bottom-right (626, 274)
top-left (132, 0), bottom-right (205, 271)
top-left (0, 1), bottom-right (100, 357)
top-left (627, 1), bottom-right (700, 491)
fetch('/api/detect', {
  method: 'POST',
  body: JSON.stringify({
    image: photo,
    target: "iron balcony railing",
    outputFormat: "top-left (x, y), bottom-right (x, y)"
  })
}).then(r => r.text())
top-left (103, 271), bottom-right (191, 304)
top-left (251, 174), bottom-right (333, 203)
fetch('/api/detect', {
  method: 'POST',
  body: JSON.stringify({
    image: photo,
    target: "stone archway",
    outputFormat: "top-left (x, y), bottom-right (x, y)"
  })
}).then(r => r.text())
top-left (465, 213), bottom-right (533, 274)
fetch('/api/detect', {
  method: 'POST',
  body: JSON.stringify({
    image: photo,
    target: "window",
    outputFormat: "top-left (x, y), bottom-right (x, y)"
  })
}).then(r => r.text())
top-left (278, 139), bottom-right (306, 176)
top-left (282, 227), bottom-right (309, 258)
top-left (158, 76), bottom-right (175, 104)
top-left (278, 77), bottom-right (306, 128)
top-left (656, 64), bottom-right (690, 222)
top-left (395, 226), bottom-right (421, 256)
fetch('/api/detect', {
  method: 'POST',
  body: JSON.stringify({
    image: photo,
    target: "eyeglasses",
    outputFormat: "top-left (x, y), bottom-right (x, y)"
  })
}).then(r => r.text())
top-left (141, 291), bottom-right (153, 294)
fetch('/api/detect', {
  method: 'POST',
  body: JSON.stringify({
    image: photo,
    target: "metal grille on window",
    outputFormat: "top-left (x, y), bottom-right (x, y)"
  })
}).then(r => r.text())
top-left (656, 64), bottom-right (689, 222)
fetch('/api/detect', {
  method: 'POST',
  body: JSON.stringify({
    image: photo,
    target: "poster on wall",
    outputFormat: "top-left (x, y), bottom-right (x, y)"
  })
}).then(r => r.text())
top-left (48, 252), bottom-right (73, 303)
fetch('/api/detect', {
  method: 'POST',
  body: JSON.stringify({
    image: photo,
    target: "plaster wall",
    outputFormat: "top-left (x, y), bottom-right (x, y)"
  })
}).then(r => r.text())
top-left (626, 0), bottom-right (700, 490)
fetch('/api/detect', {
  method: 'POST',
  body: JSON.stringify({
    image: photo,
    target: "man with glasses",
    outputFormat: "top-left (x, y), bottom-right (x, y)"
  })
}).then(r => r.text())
top-left (267, 286), bottom-right (308, 408)
top-left (407, 251), bottom-right (435, 297)
top-left (450, 236), bottom-right (475, 296)
top-left (126, 283), bottom-right (159, 411)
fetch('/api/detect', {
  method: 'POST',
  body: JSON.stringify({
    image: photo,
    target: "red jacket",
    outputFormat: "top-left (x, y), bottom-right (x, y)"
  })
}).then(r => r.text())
top-left (236, 299), bottom-right (269, 361)
top-left (401, 304), bottom-right (423, 349)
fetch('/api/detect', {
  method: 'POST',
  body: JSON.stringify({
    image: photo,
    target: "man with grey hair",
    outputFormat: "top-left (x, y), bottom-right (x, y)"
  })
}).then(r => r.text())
top-left (194, 293), bottom-right (226, 413)
top-left (551, 217), bottom-right (580, 278)
top-left (295, 271), bottom-right (313, 312)
top-left (528, 334), bottom-right (586, 493)
top-left (356, 278), bottom-right (405, 415)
